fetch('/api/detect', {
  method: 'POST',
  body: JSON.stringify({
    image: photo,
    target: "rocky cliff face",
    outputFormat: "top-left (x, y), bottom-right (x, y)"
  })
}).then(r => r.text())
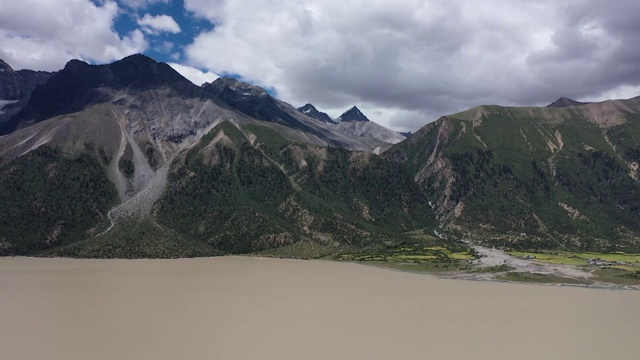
top-left (333, 106), bottom-right (406, 145)
top-left (297, 103), bottom-right (336, 124)
top-left (0, 59), bottom-right (53, 127)
top-left (0, 59), bottom-right (52, 101)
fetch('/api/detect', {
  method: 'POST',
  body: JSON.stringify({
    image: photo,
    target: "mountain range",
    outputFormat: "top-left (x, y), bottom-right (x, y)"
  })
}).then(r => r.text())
top-left (0, 55), bottom-right (432, 257)
top-left (295, 103), bottom-right (406, 153)
top-left (0, 54), bottom-right (638, 257)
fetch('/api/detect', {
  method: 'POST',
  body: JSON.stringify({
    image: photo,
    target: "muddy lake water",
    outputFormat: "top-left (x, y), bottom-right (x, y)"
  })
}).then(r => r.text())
top-left (1, 256), bottom-right (638, 359)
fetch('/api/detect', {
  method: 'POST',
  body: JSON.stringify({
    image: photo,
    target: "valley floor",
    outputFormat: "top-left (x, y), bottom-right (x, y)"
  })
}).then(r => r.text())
top-left (1, 256), bottom-right (639, 360)
top-left (354, 243), bottom-right (640, 290)
top-left (446, 244), bottom-right (639, 289)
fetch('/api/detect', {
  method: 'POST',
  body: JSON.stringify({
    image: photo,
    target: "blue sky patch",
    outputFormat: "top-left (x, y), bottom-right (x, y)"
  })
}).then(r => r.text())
top-left (112, 0), bottom-right (213, 64)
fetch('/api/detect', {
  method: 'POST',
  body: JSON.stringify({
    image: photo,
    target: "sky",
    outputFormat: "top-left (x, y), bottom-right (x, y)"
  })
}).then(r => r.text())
top-left (1, 0), bottom-right (640, 132)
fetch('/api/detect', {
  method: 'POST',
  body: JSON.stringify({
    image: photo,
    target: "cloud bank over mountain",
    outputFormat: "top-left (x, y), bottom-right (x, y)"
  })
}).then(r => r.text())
top-left (2, 0), bottom-right (640, 131)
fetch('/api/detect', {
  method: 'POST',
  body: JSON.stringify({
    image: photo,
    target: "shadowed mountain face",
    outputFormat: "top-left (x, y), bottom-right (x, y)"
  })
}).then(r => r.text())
top-left (339, 106), bottom-right (369, 122)
top-left (0, 59), bottom-right (52, 101)
top-left (203, 77), bottom-right (318, 131)
top-left (297, 103), bottom-right (336, 124)
top-left (0, 54), bottom-right (200, 135)
top-left (547, 97), bottom-right (590, 108)
top-left (387, 99), bottom-right (640, 250)
top-left (0, 59), bottom-right (53, 128)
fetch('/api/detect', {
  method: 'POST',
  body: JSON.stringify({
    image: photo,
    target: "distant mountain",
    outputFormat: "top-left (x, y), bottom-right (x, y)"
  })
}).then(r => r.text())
top-left (399, 131), bottom-right (412, 138)
top-left (387, 97), bottom-right (640, 251)
top-left (202, 78), bottom-right (375, 151)
top-left (333, 106), bottom-right (406, 145)
top-left (297, 103), bottom-right (336, 124)
top-left (203, 77), bottom-right (307, 128)
top-left (338, 106), bottom-right (369, 122)
top-left (546, 97), bottom-right (590, 108)
top-left (0, 59), bottom-right (53, 127)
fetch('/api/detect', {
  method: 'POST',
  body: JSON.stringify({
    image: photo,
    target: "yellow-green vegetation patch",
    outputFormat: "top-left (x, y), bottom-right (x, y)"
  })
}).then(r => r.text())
top-left (425, 246), bottom-right (448, 252)
top-left (395, 255), bottom-right (437, 261)
top-left (334, 237), bottom-right (479, 265)
top-left (508, 252), bottom-right (586, 265)
top-left (450, 252), bottom-right (476, 260)
top-left (612, 265), bottom-right (638, 272)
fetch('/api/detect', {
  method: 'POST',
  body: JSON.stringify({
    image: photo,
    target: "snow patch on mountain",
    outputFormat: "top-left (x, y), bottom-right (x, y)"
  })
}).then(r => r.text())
top-left (0, 100), bottom-right (18, 114)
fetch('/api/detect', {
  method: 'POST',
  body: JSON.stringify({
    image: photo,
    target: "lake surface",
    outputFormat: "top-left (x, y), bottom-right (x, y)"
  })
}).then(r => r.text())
top-left (1, 256), bottom-right (638, 360)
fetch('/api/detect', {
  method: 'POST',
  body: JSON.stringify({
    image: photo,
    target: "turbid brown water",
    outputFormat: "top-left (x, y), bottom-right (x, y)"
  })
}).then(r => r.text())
top-left (1, 256), bottom-right (638, 360)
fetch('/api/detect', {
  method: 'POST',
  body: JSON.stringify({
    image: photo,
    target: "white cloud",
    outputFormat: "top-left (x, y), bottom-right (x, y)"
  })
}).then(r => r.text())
top-left (184, 0), bottom-right (640, 131)
top-left (138, 14), bottom-right (181, 34)
top-left (583, 85), bottom-right (640, 103)
top-left (0, 0), bottom-right (147, 71)
top-left (168, 63), bottom-right (219, 86)
top-left (156, 41), bottom-right (175, 54)
top-left (118, 0), bottom-right (169, 9)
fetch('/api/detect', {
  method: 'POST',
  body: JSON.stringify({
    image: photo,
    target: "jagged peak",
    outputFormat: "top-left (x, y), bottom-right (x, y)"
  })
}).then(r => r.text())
top-left (119, 53), bottom-right (157, 64)
top-left (339, 105), bottom-right (369, 122)
top-left (0, 59), bottom-right (14, 71)
top-left (299, 103), bottom-right (317, 111)
top-left (207, 76), bottom-right (267, 96)
top-left (297, 103), bottom-right (336, 124)
top-left (62, 59), bottom-right (91, 72)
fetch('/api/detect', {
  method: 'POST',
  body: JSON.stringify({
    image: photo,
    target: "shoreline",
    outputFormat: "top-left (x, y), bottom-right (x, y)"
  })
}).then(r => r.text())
top-left (357, 260), bottom-right (640, 291)
top-left (2, 254), bottom-right (638, 290)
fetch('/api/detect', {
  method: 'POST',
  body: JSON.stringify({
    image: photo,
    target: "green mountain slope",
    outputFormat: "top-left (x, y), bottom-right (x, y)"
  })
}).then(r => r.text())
top-left (0, 146), bottom-right (118, 255)
top-left (387, 98), bottom-right (640, 251)
top-left (155, 121), bottom-right (435, 255)
top-left (0, 120), bottom-right (434, 257)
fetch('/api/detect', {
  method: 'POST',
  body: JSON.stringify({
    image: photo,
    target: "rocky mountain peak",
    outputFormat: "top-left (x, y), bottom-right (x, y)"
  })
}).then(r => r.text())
top-left (299, 103), bottom-right (317, 112)
top-left (1, 54), bottom-right (200, 135)
top-left (206, 76), bottom-right (267, 97)
top-left (339, 106), bottom-right (369, 122)
top-left (547, 97), bottom-right (589, 108)
top-left (57, 54), bottom-right (191, 91)
top-left (297, 103), bottom-right (336, 124)
top-left (0, 59), bottom-right (52, 104)
top-left (0, 59), bottom-right (14, 72)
